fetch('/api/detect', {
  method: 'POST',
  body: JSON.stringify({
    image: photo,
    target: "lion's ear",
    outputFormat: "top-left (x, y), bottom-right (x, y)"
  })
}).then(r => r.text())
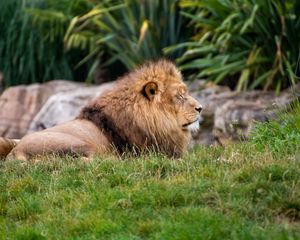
top-left (143, 82), bottom-right (158, 101)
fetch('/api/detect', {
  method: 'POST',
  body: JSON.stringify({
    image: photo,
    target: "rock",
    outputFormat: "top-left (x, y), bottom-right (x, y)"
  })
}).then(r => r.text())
top-left (213, 100), bottom-right (274, 143)
top-left (1, 75), bottom-right (298, 147)
top-left (0, 80), bottom-right (83, 138)
top-left (192, 82), bottom-right (300, 145)
top-left (187, 80), bottom-right (207, 92)
top-left (28, 82), bottom-right (115, 133)
top-left (190, 84), bottom-right (231, 146)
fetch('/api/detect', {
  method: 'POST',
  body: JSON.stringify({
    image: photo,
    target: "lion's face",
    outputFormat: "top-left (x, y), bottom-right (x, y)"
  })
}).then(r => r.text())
top-left (165, 82), bottom-right (202, 133)
top-left (139, 62), bottom-right (202, 136)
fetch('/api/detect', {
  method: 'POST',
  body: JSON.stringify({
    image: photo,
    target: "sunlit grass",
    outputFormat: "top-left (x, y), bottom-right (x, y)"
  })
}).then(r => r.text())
top-left (251, 101), bottom-right (300, 155)
top-left (0, 142), bottom-right (299, 239)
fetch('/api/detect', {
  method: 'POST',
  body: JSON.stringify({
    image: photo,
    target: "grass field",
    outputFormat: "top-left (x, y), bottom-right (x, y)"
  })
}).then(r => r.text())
top-left (0, 105), bottom-right (299, 239)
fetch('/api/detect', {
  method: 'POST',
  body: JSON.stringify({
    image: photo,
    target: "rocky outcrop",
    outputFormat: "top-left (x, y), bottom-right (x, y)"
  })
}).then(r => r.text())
top-left (0, 81), bottom-right (83, 138)
top-left (0, 78), bottom-right (299, 146)
top-left (191, 82), bottom-right (300, 145)
top-left (28, 82), bottom-right (115, 133)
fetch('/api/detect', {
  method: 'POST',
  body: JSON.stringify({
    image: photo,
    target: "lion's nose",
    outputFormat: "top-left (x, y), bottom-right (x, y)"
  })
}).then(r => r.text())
top-left (195, 106), bottom-right (202, 113)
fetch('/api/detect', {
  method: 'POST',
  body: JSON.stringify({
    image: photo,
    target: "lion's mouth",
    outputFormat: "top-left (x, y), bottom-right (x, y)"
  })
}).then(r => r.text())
top-left (182, 118), bottom-right (200, 133)
top-left (182, 119), bottom-right (199, 128)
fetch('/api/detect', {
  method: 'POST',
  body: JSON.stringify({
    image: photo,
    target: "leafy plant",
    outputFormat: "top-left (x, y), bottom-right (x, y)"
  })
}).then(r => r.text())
top-left (0, 0), bottom-right (76, 87)
top-left (26, 0), bottom-right (92, 42)
top-left (64, 0), bottom-right (187, 80)
top-left (166, 0), bottom-right (300, 91)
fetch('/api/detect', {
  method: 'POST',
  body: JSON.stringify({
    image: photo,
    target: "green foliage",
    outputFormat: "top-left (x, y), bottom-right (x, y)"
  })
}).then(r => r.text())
top-left (26, 0), bottom-right (92, 42)
top-left (166, 0), bottom-right (300, 91)
top-left (0, 0), bottom-right (76, 87)
top-left (64, 0), bottom-right (187, 80)
top-left (251, 101), bottom-right (300, 154)
top-left (2, 0), bottom-right (300, 90)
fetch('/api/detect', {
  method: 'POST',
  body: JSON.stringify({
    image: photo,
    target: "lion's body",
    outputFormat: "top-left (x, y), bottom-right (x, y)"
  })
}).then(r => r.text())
top-left (1, 60), bottom-right (202, 161)
top-left (5, 119), bottom-right (110, 160)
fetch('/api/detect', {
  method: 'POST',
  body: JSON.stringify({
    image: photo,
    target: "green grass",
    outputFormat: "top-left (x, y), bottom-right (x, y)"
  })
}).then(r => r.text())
top-left (0, 144), bottom-right (299, 239)
top-left (251, 102), bottom-right (300, 155)
top-left (1, 104), bottom-right (300, 239)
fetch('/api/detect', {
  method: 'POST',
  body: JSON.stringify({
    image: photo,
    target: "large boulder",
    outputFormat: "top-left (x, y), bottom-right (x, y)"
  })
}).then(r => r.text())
top-left (0, 81), bottom-right (83, 138)
top-left (28, 82), bottom-right (115, 133)
top-left (190, 84), bottom-right (231, 146)
top-left (191, 82), bottom-right (300, 145)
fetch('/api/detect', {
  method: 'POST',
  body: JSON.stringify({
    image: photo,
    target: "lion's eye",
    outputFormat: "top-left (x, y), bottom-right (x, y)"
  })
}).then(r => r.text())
top-left (177, 94), bottom-right (186, 101)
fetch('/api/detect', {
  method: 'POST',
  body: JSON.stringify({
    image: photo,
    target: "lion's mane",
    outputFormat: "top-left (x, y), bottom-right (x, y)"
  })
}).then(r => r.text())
top-left (78, 60), bottom-right (191, 157)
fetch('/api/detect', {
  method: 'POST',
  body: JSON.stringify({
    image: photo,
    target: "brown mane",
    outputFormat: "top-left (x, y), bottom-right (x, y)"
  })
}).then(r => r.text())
top-left (78, 60), bottom-right (190, 157)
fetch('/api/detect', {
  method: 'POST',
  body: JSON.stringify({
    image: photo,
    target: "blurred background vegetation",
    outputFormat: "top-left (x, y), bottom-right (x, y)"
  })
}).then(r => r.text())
top-left (0, 0), bottom-right (299, 92)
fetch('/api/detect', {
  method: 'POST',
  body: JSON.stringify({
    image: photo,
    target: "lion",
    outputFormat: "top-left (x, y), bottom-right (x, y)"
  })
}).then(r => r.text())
top-left (0, 60), bottom-right (202, 161)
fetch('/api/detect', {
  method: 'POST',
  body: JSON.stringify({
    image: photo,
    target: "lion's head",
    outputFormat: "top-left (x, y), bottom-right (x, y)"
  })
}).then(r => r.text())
top-left (79, 60), bottom-right (202, 157)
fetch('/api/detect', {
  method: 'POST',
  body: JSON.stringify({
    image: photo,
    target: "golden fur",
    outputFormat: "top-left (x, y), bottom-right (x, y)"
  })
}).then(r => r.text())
top-left (0, 138), bottom-right (19, 159)
top-left (0, 60), bottom-right (202, 161)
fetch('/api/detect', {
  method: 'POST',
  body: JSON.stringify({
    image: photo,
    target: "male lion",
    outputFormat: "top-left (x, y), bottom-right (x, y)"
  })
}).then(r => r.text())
top-left (0, 60), bottom-right (202, 161)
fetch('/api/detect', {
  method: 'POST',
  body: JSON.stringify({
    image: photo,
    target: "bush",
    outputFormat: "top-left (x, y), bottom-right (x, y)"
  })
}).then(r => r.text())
top-left (166, 0), bottom-right (300, 91)
top-left (0, 0), bottom-right (76, 86)
top-left (63, 0), bottom-right (187, 80)
top-left (2, 0), bottom-right (299, 90)
top-left (1, 0), bottom-right (188, 85)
